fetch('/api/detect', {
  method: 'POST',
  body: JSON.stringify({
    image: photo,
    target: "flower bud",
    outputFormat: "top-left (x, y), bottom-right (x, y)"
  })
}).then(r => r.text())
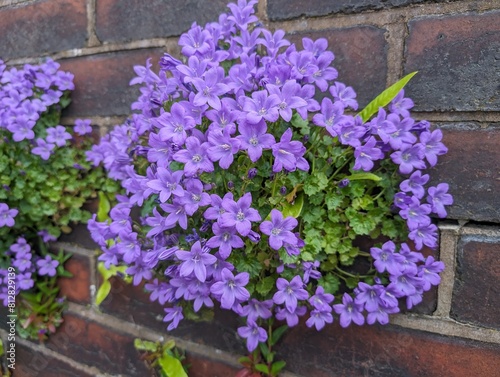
top-left (247, 168), bottom-right (257, 179)
top-left (279, 186), bottom-right (287, 195)
top-left (338, 178), bottom-right (350, 188)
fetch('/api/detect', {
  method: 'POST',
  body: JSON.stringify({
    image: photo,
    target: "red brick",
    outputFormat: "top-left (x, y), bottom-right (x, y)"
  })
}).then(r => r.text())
top-left (0, 0), bottom-right (87, 60)
top-left (13, 343), bottom-right (94, 377)
top-left (185, 353), bottom-right (241, 377)
top-left (44, 313), bottom-right (151, 376)
top-left (59, 48), bottom-right (165, 118)
top-left (451, 237), bottom-right (500, 329)
top-left (277, 322), bottom-right (500, 377)
top-left (430, 124), bottom-right (500, 223)
top-left (268, 0), bottom-right (449, 20)
top-left (288, 26), bottom-right (388, 108)
top-left (96, 0), bottom-right (229, 43)
top-left (99, 277), bottom-right (247, 355)
top-left (404, 11), bottom-right (500, 112)
top-left (58, 253), bottom-right (92, 304)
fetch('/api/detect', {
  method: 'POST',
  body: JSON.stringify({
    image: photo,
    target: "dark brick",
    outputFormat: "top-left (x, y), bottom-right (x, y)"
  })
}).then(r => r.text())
top-left (58, 223), bottom-right (99, 250)
top-left (185, 353), bottom-right (241, 377)
top-left (0, 0), bottom-right (87, 60)
top-left (13, 343), bottom-right (94, 377)
top-left (59, 253), bottom-right (92, 304)
top-left (44, 313), bottom-right (151, 376)
top-left (451, 237), bottom-right (500, 329)
top-left (99, 277), bottom-right (246, 355)
top-left (288, 26), bottom-right (388, 108)
top-left (404, 11), bottom-right (500, 112)
top-left (95, 0), bottom-right (229, 43)
top-left (277, 322), bottom-right (500, 377)
top-left (268, 0), bottom-right (448, 20)
top-left (59, 49), bottom-right (165, 118)
top-left (430, 124), bottom-right (500, 223)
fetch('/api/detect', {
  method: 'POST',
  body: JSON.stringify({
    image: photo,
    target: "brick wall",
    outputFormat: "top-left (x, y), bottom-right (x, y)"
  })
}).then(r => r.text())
top-left (1, 0), bottom-right (499, 376)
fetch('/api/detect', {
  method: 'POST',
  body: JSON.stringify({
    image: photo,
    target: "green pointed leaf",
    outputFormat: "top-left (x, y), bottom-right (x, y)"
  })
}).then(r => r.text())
top-left (95, 280), bottom-right (111, 306)
top-left (271, 360), bottom-right (286, 376)
top-left (270, 325), bottom-right (288, 346)
top-left (97, 191), bottom-right (111, 222)
top-left (344, 172), bottom-right (381, 182)
top-left (255, 364), bottom-right (270, 374)
top-left (281, 192), bottom-right (304, 218)
top-left (357, 71), bottom-right (418, 123)
top-left (158, 352), bottom-right (188, 377)
top-left (134, 339), bottom-right (158, 352)
top-left (97, 261), bottom-right (114, 280)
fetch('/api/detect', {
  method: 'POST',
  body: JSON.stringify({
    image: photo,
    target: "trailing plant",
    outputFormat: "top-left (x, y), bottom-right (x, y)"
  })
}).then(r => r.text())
top-left (87, 1), bottom-right (452, 374)
top-left (0, 58), bottom-right (119, 340)
top-left (134, 338), bottom-right (188, 377)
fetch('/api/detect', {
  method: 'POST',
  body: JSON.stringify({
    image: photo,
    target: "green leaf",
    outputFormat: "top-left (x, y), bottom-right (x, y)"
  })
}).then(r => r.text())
top-left (345, 172), bottom-right (381, 182)
top-left (256, 276), bottom-right (275, 296)
top-left (97, 191), bottom-right (111, 222)
top-left (357, 71), bottom-right (418, 123)
top-left (134, 339), bottom-right (158, 352)
top-left (259, 342), bottom-right (271, 360)
top-left (270, 325), bottom-right (288, 346)
top-left (281, 192), bottom-right (304, 218)
top-left (95, 280), bottom-right (111, 306)
top-left (97, 261), bottom-right (114, 280)
top-left (158, 352), bottom-right (188, 377)
top-left (255, 364), bottom-right (270, 374)
top-left (271, 360), bottom-right (286, 376)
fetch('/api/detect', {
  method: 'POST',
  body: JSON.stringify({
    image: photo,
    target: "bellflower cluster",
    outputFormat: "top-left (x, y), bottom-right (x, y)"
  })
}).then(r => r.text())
top-left (88, 0), bottom-right (452, 355)
top-left (0, 58), bottom-right (119, 340)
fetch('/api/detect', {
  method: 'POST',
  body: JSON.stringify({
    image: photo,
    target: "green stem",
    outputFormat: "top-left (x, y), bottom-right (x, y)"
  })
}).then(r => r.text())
top-left (335, 266), bottom-right (371, 279)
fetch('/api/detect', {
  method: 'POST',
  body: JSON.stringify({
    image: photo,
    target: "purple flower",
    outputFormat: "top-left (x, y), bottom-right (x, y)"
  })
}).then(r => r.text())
top-left (163, 306), bottom-right (184, 331)
top-left (241, 299), bottom-right (273, 322)
top-left (409, 222), bottom-right (438, 250)
top-left (147, 168), bottom-right (184, 203)
top-left (237, 320), bottom-right (267, 352)
top-left (355, 282), bottom-right (383, 313)
top-left (192, 67), bottom-right (230, 110)
top-left (176, 241), bottom-right (216, 282)
top-left (17, 272), bottom-right (34, 291)
top-left (272, 128), bottom-right (309, 173)
top-left (179, 179), bottom-right (211, 215)
top-left (389, 90), bottom-right (414, 118)
top-left (312, 97), bottom-right (347, 136)
top-left (173, 136), bottom-right (214, 176)
top-left (156, 103), bottom-right (196, 145)
top-left (206, 223), bottom-right (244, 259)
top-left (399, 170), bottom-right (429, 199)
top-left (46, 125), bottom-right (72, 147)
top-left (419, 129), bottom-right (448, 167)
top-left (418, 256), bottom-right (444, 291)
top-left (391, 143), bottom-right (426, 174)
top-left (0, 203), bottom-right (18, 227)
top-left (379, 114), bottom-right (416, 150)
top-left (366, 304), bottom-right (399, 325)
top-left (207, 128), bottom-right (240, 169)
top-left (309, 286), bottom-right (334, 311)
top-left (306, 309), bottom-right (333, 331)
top-left (179, 25), bottom-right (212, 56)
top-left (9, 237), bottom-right (30, 255)
top-left (273, 276), bottom-right (308, 313)
top-left (13, 252), bottom-right (32, 272)
top-left (275, 305), bottom-right (306, 327)
top-left (31, 138), bottom-right (56, 160)
top-left (210, 268), bottom-right (250, 309)
top-left (242, 89), bottom-right (281, 124)
top-left (36, 255), bottom-right (59, 277)
top-left (370, 241), bottom-right (405, 275)
top-left (237, 120), bottom-right (275, 162)
top-left (74, 119), bottom-right (92, 135)
top-left (259, 209), bottom-right (298, 250)
top-left (427, 183), bottom-right (453, 218)
top-left (161, 200), bottom-right (188, 230)
top-left (329, 82), bottom-right (358, 110)
top-left (219, 192), bottom-right (261, 236)
top-left (333, 293), bottom-right (365, 327)
top-left (353, 136), bottom-right (384, 171)
top-left (389, 272), bottom-right (423, 297)
top-left (399, 196), bottom-right (432, 230)
top-left (266, 80), bottom-right (307, 122)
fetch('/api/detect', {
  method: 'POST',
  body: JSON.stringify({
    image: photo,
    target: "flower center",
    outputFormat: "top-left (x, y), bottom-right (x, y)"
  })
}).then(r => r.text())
top-left (271, 228), bottom-right (281, 236)
top-left (192, 154), bottom-right (202, 162)
top-left (236, 210), bottom-right (245, 221)
top-left (249, 137), bottom-right (258, 146)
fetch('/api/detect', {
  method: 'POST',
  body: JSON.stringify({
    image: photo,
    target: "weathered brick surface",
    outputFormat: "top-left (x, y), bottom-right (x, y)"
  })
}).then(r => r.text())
top-left (278, 322), bottom-right (500, 377)
top-left (44, 313), bottom-right (151, 376)
top-left (0, 0), bottom-right (87, 60)
top-left (185, 353), bottom-right (241, 377)
top-left (404, 11), bottom-right (500, 112)
top-left (95, 0), bottom-right (229, 43)
top-left (288, 26), bottom-right (388, 108)
top-left (430, 124), bottom-right (500, 223)
top-left (58, 223), bottom-right (99, 251)
top-left (59, 48), bottom-right (165, 118)
top-left (13, 343), bottom-right (94, 377)
top-left (451, 237), bottom-right (500, 329)
top-left (100, 277), bottom-right (246, 355)
top-left (267, 0), bottom-right (448, 20)
top-left (58, 253), bottom-right (91, 304)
